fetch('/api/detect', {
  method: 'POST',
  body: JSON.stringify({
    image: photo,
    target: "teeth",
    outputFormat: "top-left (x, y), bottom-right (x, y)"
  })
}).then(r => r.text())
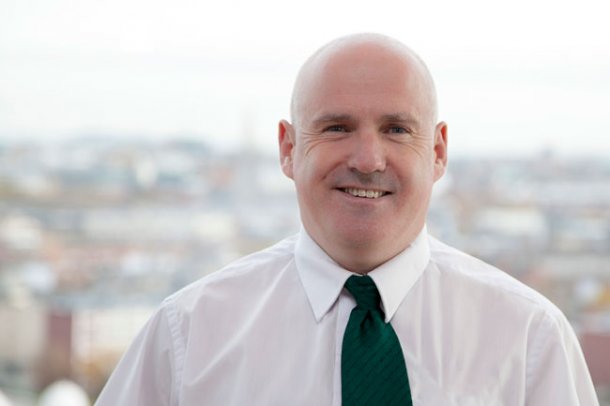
top-left (343, 188), bottom-right (386, 199)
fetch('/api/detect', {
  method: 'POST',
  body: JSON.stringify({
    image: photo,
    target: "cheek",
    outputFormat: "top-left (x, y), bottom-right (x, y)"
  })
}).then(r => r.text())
top-left (403, 137), bottom-right (434, 160)
top-left (394, 159), bottom-right (436, 198)
top-left (291, 155), bottom-right (322, 195)
top-left (295, 143), bottom-right (337, 181)
top-left (403, 142), bottom-right (437, 174)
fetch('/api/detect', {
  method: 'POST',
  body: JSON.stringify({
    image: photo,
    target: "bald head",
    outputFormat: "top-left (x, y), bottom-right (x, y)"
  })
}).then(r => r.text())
top-left (278, 33), bottom-right (448, 273)
top-left (290, 33), bottom-right (439, 129)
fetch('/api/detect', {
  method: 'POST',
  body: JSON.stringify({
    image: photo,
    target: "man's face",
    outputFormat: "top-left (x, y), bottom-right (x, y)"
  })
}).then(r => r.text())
top-left (280, 43), bottom-right (447, 272)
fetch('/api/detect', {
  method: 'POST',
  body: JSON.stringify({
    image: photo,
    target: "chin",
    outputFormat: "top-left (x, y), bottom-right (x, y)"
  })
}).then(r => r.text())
top-left (334, 228), bottom-right (386, 250)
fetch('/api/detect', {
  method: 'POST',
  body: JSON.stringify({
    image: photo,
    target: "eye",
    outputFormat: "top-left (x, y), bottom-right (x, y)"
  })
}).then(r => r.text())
top-left (324, 125), bottom-right (349, 133)
top-left (387, 126), bottom-right (409, 134)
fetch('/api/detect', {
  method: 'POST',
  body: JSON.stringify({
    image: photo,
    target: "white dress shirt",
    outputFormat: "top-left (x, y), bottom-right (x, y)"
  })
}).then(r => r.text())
top-left (95, 226), bottom-right (599, 405)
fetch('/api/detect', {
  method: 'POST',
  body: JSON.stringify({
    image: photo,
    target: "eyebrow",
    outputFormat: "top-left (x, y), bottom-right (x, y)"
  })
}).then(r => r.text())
top-left (311, 113), bottom-right (354, 127)
top-left (311, 112), bottom-right (420, 127)
top-left (380, 113), bottom-right (420, 126)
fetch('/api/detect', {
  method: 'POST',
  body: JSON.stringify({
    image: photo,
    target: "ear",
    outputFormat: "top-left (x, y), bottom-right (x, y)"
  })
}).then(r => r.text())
top-left (278, 119), bottom-right (296, 179)
top-left (433, 121), bottom-right (448, 182)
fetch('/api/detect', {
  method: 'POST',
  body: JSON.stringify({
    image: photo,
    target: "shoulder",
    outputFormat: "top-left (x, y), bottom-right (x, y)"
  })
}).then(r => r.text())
top-left (98, 234), bottom-right (300, 404)
top-left (427, 235), bottom-right (565, 322)
top-left (424, 236), bottom-right (597, 403)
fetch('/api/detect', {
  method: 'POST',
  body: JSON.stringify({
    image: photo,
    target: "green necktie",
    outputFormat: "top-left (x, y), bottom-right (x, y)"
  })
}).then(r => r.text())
top-left (341, 275), bottom-right (412, 405)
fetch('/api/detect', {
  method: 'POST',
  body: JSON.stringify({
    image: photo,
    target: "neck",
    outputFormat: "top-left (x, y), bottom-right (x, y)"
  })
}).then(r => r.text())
top-left (320, 239), bottom-right (411, 274)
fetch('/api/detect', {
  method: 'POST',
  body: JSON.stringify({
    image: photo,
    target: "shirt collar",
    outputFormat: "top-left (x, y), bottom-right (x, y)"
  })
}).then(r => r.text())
top-left (295, 225), bottom-right (431, 323)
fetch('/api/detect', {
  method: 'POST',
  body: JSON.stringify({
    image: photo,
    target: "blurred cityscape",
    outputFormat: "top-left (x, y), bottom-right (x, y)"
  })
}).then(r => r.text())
top-left (0, 138), bottom-right (609, 405)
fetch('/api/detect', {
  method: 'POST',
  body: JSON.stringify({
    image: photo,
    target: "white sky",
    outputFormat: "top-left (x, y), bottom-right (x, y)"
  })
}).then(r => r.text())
top-left (1, 0), bottom-right (609, 156)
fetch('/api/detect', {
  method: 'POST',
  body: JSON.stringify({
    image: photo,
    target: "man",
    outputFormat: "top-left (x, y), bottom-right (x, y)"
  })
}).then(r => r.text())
top-left (95, 34), bottom-right (598, 405)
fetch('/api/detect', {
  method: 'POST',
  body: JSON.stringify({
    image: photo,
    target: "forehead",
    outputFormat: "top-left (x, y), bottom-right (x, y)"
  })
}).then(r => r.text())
top-left (295, 42), bottom-right (431, 124)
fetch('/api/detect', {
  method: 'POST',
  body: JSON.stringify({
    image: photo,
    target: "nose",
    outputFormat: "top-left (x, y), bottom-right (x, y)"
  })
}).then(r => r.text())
top-left (346, 129), bottom-right (387, 174)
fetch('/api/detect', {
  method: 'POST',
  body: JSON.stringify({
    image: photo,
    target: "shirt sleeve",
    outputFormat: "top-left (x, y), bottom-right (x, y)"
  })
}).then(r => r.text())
top-left (94, 301), bottom-right (182, 406)
top-left (525, 311), bottom-right (599, 406)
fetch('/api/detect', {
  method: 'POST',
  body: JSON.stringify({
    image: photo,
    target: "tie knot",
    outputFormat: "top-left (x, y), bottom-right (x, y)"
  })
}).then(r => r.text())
top-left (344, 275), bottom-right (381, 311)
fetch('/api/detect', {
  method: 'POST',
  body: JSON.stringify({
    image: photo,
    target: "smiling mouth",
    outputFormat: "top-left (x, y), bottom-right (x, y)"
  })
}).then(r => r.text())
top-left (342, 188), bottom-right (388, 199)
